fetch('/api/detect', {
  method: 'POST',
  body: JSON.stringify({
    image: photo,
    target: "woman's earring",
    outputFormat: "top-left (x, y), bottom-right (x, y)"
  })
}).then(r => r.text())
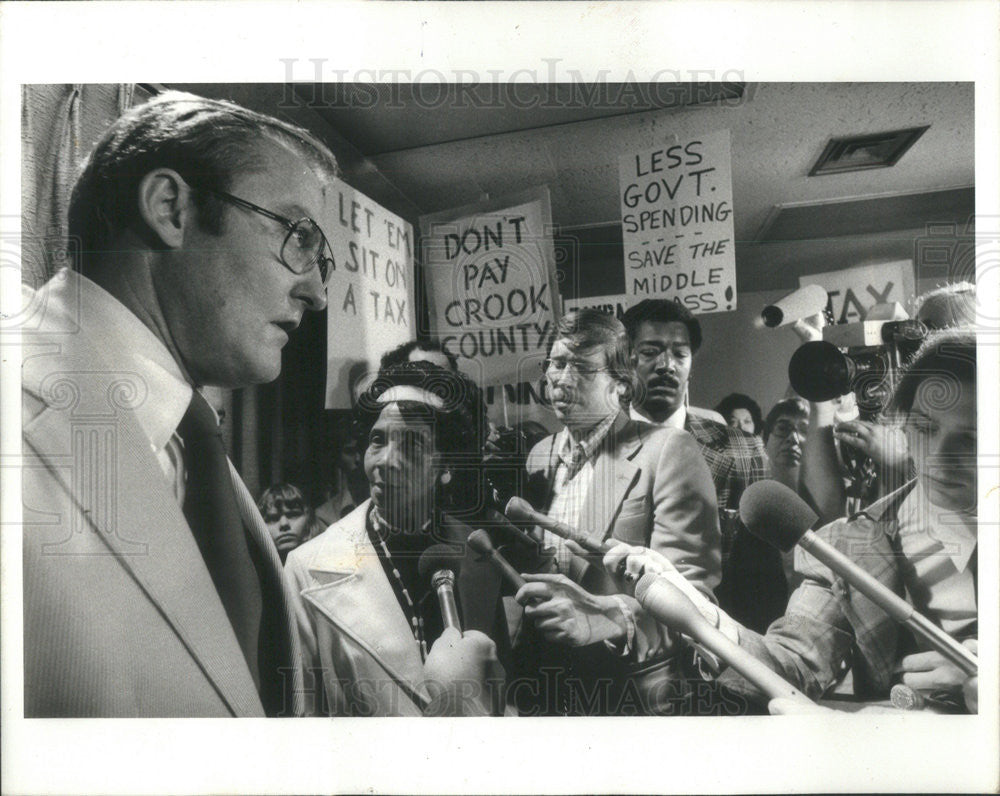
top-left (440, 471), bottom-right (452, 486)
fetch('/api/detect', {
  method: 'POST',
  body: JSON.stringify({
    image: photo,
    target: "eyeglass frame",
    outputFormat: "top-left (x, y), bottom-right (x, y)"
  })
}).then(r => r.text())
top-left (769, 418), bottom-right (808, 440)
top-left (540, 353), bottom-right (610, 381)
top-left (196, 185), bottom-right (335, 285)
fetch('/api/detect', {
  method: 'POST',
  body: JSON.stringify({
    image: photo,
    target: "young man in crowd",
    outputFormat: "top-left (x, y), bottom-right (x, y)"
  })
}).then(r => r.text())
top-left (621, 299), bottom-right (787, 632)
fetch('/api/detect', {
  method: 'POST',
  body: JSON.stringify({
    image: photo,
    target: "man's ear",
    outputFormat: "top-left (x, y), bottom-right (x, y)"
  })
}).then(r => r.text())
top-left (137, 169), bottom-right (192, 249)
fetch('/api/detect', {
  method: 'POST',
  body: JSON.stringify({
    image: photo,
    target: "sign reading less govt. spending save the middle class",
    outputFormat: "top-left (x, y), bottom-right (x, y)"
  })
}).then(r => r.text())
top-left (619, 129), bottom-right (737, 314)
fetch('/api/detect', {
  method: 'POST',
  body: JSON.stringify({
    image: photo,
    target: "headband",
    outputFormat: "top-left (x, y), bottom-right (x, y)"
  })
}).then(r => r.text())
top-left (376, 385), bottom-right (446, 410)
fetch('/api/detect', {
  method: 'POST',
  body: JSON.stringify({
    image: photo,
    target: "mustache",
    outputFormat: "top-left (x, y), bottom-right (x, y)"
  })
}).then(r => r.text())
top-left (647, 375), bottom-right (680, 389)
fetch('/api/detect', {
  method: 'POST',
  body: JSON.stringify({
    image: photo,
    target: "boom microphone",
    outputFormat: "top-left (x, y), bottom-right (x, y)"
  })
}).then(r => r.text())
top-left (739, 480), bottom-right (978, 676)
top-left (417, 544), bottom-right (464, 632)
top-left (634, 573), bottom-right (812, 704)
top-left (760, 284), bottom-right (828, 328)
top-left (505, 496), bottom-right (609, 555)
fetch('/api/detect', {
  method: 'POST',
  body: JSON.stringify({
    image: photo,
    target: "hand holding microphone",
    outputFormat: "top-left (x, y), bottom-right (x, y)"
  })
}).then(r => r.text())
top-left (633, 573), bottom-right (813, 706)
top-left (422, 626), bottom-right (506, 716)
top-left (602, 542), bottom-right (723, 628)
top-left (516, 573), bottom-right (634, 648)
top-left (468, 528), bottom-right (631, 648)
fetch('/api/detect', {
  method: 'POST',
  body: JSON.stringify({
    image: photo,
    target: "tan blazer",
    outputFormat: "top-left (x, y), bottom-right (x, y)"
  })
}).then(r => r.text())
top-left (525, 411), bottom-right (722, 600)
top-left (21, 282), bottom-right (301, 717)
top-left (285, 502), bottom-right (432, 716)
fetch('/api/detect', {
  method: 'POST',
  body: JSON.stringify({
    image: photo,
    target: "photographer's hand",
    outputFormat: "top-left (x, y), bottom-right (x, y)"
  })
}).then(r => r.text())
top-left (834, 419), bottom-right (909, 470)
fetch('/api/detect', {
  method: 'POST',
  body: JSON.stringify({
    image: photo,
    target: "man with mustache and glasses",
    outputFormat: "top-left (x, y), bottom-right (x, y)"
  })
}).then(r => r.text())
top-left (621, 299), bottom-right (786, 634)
top-left (510, 309), bottom-right (720, 715)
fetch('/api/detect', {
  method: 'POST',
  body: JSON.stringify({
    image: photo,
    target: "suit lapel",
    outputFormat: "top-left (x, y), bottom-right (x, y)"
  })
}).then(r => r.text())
top-left (23, 399), bottom-right (265, 717)
top-left (229, 462), bottom-right (304, 716)
top-left (584, 413), bottom-right (640, 546)
top-left (297, 506), bottom-right (430, 708)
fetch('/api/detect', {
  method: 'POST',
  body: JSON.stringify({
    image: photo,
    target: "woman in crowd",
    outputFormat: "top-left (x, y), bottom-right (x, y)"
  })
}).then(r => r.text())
top-left (715, 392), bottom-right (763, 436)
top-left (257, 483), bottom-right (324, 563)
top-left (601, 328), bottom-right (979, 712)
top-left (285, 361), bottom-right (509, 716)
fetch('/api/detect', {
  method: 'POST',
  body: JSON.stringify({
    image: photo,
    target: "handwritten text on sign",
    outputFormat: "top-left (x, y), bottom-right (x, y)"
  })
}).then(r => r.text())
top-left (325, 180), bottom-right (415, 408)
top-left (421, 189), bottom-right (560, 388)
top-left (619, 129), bottom-right (736, 314)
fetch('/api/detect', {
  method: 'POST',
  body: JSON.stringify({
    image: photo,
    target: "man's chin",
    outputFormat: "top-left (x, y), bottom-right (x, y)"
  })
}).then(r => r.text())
top-left (639, 396), bottom-right (678, 417)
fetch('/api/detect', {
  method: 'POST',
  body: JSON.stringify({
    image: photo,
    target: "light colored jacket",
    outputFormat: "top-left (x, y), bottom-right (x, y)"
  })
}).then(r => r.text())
top-left (21, 280), bottom-right (300, 717)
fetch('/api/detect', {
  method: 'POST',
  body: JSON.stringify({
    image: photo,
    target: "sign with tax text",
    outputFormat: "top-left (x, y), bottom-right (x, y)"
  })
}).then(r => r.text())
top-left (324, 179), bottom-right (415, 409)
top-left (619, 129), bottom-right (737, 315)
top-left (421, 188), bottom-right (561, 430)
top-left (799, 260), bottom-right (916, 324)
top-left (420, 187), bottom-right (560, 388)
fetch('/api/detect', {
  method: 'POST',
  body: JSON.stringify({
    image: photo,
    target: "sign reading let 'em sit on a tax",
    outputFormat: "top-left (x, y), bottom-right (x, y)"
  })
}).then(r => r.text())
top-left (324, 179), bottom-right (415, 409)
top-left (619, 129), bottom-right (737, 314)
top-left (420, 187), bottom-right (561, 391)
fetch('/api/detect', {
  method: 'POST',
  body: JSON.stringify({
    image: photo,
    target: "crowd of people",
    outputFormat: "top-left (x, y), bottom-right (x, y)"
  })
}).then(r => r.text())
top-left (22, 91), bottom-right (981, 719)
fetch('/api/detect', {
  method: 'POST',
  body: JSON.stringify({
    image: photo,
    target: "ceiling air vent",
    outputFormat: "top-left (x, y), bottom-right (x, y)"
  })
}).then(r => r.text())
top-left (808, 126), bottom-right (930, 176)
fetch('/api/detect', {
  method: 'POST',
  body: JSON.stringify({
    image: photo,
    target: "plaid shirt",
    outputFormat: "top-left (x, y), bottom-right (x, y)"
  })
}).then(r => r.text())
top-left (718, 481), bottom-right (977, 704)
top-left (683, 414), bottom-right (769, 513)
top-left (546, 413), bottom-right (618, 571)
top-left (683, 414), bottom-right (784, 632)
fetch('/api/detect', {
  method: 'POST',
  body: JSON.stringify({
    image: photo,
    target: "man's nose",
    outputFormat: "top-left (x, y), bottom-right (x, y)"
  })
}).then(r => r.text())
top-left (279, 515), bottom-right (291, 530)
top-left (653, 352), bottom-right (675, 372)
top-left (292, 267), bottom-right (328, 313)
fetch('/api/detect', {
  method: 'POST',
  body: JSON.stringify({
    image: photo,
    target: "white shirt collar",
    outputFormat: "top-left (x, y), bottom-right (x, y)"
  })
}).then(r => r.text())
top-left (629, 402), bottom-right (686, 430)
top-left (64, 269), bottom-right (192, 454)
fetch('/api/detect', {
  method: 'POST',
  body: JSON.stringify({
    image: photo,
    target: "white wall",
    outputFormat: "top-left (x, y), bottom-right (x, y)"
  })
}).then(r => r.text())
top-left (688, 289), bottom-right (802, 416)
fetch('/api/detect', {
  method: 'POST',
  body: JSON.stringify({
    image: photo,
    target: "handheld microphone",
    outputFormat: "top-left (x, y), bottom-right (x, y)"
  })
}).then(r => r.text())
top-left (760, 284), bottom-right (828, 328)
top-left (417, 544), bottom-right (464, 632)
top-left (739, 480), bottom-right (978, 676)
top-left (634, 573), bottom-right (812, 704)
top-left (505, 496), bottom-right (609, 555)
top-left (467, 529), bottom-right (526, 591)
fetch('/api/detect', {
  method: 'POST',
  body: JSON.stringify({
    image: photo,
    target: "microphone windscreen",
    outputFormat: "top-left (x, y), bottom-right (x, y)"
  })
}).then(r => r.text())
top-left (739, 480), bottom-right (819, 552)
top-left (417, 543), bottom-right (464, 580)
top-left (504, 496), bottom-right (536, 525)
top-left (481, 507), bottom-right (538, 550)
top-left (466, 529), bottom-right (496, 557)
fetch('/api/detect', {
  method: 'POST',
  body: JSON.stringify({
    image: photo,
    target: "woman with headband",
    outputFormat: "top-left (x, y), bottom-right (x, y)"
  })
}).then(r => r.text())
top-left (285, 360), bottom-right (509, 716)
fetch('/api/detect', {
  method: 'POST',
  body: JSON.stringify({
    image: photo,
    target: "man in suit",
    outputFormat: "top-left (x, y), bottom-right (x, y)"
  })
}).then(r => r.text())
top-left (511, 309), bottom-right (720, 714)
top-left (621, 299), bottom-right (786, 633)
top-left (21, 91), bottom-right (343, 717)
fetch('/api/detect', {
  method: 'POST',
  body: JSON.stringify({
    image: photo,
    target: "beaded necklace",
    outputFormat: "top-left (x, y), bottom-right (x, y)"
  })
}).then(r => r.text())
top-left (369, 505), bottom-right (429, 661)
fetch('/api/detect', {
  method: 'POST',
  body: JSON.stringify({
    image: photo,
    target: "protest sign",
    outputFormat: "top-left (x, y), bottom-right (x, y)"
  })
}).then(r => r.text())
top-left (619, 129), bottom-right (737, 314)
top-left (799, 260), bottom-right (916, 323)
top-left (563, 293), bottom-right (632, 321)
top-left (325, 180), bottom-right (415, 408)
top-left (421, 187), bottom-right (561, 429)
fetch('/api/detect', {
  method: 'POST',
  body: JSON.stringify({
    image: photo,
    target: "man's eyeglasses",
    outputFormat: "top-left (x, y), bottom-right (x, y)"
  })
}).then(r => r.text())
top-left (770, 419), bottom-right (808, 440)
top-left (542, 355), bottom-right (607, 380)
top-left (198, 186), bottom-right (334, 285)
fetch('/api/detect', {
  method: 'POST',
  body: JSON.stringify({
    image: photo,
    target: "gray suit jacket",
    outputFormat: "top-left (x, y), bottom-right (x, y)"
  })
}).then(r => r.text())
top-left (525, 411), bottom-right (722, 600)
top-left (21, 279), bottom-right (301, 717)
